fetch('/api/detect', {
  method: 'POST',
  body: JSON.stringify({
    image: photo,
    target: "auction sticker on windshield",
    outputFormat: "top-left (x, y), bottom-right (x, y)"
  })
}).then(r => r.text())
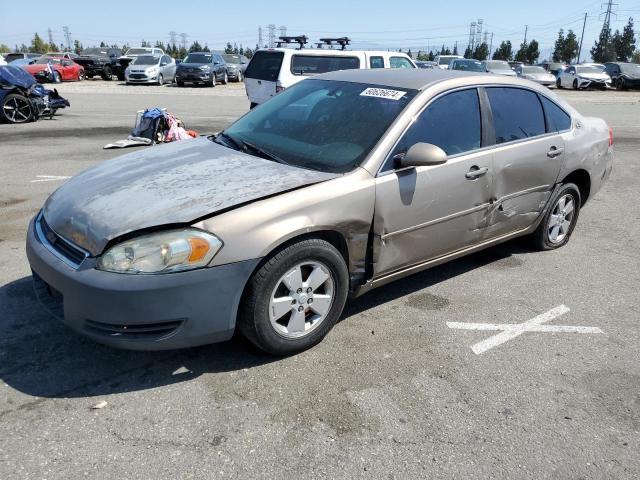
top-left (360, 87), bottom-right (406, 100)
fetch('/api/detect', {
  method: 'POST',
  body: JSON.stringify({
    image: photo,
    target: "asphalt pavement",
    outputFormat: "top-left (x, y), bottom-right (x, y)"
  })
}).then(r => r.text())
top-left (0, 81), bottom-right (638, 479)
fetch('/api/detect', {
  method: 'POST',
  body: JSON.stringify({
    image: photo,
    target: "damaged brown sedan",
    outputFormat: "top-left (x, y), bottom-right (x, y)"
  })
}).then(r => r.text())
top-left (26, 69), bottom-right (613, 355)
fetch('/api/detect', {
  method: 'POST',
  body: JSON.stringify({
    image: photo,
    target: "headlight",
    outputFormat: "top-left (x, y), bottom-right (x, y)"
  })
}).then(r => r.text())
top-left (98, 229), bottom-right (223, 274)
top-left (200, 65), bottom-right (211, 70)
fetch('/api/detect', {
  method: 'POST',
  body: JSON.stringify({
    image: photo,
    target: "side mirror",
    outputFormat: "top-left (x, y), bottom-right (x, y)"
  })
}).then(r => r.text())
top-left (395, 143), bottom-right (447, 168)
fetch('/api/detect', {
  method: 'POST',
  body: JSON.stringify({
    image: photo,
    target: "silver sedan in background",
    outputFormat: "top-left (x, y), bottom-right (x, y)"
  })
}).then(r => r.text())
top-left (516, 65), bottom-right (557, 87)
top-left (125, 54), bottom-right (176, 85)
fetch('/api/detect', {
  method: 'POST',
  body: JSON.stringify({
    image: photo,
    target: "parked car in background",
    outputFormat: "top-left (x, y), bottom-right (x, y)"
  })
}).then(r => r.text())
top-left (483, 60), bottom-right (516, 76)
top-left (3, 52), bottom-right (40, 63)
top-left (9, 58), bottom-right (37, 67)
top-left (175, 52), bottom-right (227, 87)
top-left (22, 57), bottom-right (85, 82)
top-left (539, 62), bottom-right (567, 77)
top-left (604, 62), bottom-right (640, 90)
top-left (222, 53), bottom-right (249, 82)
top-left (74, 47), bottom-right (122, 80)
top-left (515, 65), bottom-right (556, 87)
top-left (556, 64), bottom-right (612, 90)
top-left (449, 58), bottom-right (485, 72)
top-left (580, 62), bottom-right (606, 72)
top-left (125, 54), bottom-right (176, 85)
top-left (26, 69), bottom-right (613, 355)
top-left (508, 61), bottom-right (525, 70)
top-left (0, 55), bottom-right (6, 66)
top-left (117, 47), bottom-right (165, 80)
top-left (245, 47), bottom-right (416, 107)
top-left (45, 52), bottom-right (79, 60)
top-left (434, 54), bottom-right (463, 69)
top-left (415, 60), bottom-right (437, 69)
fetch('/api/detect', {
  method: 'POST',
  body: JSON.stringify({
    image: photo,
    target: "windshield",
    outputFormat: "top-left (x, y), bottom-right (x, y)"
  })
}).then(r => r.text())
top-left (485, 61), bottom-right (510, 70)
top-left (184, 53), bottom-right (213, 64)
top-left (223, 54), bottom-right (242, 64)
top-left (126, 48), bottom-right (151, 56)
top-left (577, 66), bottom-right (602, 74)
top-left (522, 66), bottom-right (546, 74)
top-left (620, 63), bottom-right (640, 74)
top-left (452, 60), bottom-right (484, 72)
top-left (222, 79), bottom-right (417, 173)
top-left (82, 48), bottom-right (107, 55)
top-left (35, 57), bottom-right (59, 65)
top-left (438, 56), bottom-right (458, 65)
top-left (133, 55), bottom-right (159, 66)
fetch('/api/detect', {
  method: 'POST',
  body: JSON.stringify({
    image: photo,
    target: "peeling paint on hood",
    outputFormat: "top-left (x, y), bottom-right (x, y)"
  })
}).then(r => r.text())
top-left (43, 137), bottom-right (339, 255)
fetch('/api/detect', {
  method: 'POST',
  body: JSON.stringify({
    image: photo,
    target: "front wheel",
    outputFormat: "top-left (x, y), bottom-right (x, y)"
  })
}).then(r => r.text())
top-left (102, 65), bottom-right (113, 81)
top-left (556, 78), bottom-right (562, 89)
top-left (616, 78), bottom-right (626, 91)
top-left (238, 239), bottom-right (349, 355)
top-left (0, 93), bottom-right (34, 124)
top-left (77, 70), bottom-right (85, 81)
top-left (157, 74), bottom-right (163, 86)
top-left (529, 183), bottom-right (581, 250)
top-left (573, 79), bottom-right (579, 90)
top-left (221, 72), bottom-right (228, 85)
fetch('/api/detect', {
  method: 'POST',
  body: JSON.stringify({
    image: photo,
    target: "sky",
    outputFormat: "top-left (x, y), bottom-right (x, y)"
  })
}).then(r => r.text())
top-left (1, 0), bottom-right (639, 61)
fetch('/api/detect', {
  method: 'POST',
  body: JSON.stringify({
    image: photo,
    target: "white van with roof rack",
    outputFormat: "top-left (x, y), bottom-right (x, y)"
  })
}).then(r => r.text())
top-left (244, 36), bottom-right (417, 107)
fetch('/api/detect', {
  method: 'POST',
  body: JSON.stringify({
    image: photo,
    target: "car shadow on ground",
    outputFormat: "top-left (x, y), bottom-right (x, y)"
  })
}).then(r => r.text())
top-left (0, 241), bottom-right (531, 400)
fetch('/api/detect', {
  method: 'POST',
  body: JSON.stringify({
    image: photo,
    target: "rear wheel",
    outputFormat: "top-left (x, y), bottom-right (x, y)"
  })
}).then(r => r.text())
top-left (238, 239), bottom-right (349, 355)
top-left (77, 70), bottom-right (85, 81)
top-left (209, 76), bottom-right (216, 87)
top-left (0, 93), bottom-right (34, 124)
top-left (237, 71), bottom-right (243, 82)
top-left (101, 65), bottom-right (113, 81)
top-left (556, 77), bottom-right (562, 89)
top-left (177, 80), bottom-right (185, 87)
top-left (616, 78), bottom-right (626, 91)
top-left (157, 73), bottom-right (164, 86)
top-left (573, 79), bottom-right (579, 90)
top-left (529, 183), bottom-right (581, 250)
top-left (221, 72), bottom-right (228, 85)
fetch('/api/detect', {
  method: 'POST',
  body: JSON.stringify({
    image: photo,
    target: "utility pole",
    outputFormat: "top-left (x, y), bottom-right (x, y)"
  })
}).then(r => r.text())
top-left (523, 25), bottom-right (528, 44)
top-left (577, 13), bottom-right (587, 64)
top-left (63, 26), bottom-right (72, 51)
top-left (489, 32), bottom-right (494, 59)
top-left (258, 26), bottom-right (263, 48)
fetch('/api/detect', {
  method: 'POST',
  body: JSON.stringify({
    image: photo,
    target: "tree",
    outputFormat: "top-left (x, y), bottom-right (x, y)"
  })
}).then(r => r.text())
top-left (244, 47), bottom-right (254, 59)
top-left (73, 39), bottom-right (83, 54)
top-left (452, 44), bottom-right (458, 55)
top-left (155, 40), bottom-right (166, 51)
top-left (473, 42), bottom-right (489, 61)
top-left (0, 43), bottom-right (10, 54)
top-left (202, 44), bottom-right (210, 52)
top-left (633, 50), bottom-right (640, 63)
top-left (224, 42), bottom-right (234, 54)
top-left (514, 41), bottom-right (528, 62)
top-left (428, 50), bottom-right (434, 61)
top-left (189, 41), bottom-right (203, 52)
top-left (29, 33), bottom-right (48, 54)
top-left (463, 45), bottom-right (473, 59)
top-left (613, 18), bottom-right (636, 61)
top-left (591, 25), bottom-right (616, 62)
top-left (492, 41), bottom-right (513, 61)
top-left (553, 29), bottom-right (578, 63)
top-left (407, 48), bottom-right (413, 58)
top-left (526, 39), bottom-right (540, 64)
top-left (552, 29), bottom-right (565, 62)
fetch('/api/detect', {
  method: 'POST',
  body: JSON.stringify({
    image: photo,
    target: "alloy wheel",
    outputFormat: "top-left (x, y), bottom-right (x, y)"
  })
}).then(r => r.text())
top-left (3, 96), bottom-right (32, 123)
top-left (268, 261), bottom-right (335, 339)
top-left (547, 194), bottom-right (575, 244)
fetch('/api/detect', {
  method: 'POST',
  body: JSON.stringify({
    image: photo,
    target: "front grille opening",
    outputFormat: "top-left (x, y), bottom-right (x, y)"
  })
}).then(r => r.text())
top-left (32, 272), bottom-right (64, 320)
top-left (38, 216), bottom-right (88, 266)
top-left (84, 319), bottom-right (184, 340)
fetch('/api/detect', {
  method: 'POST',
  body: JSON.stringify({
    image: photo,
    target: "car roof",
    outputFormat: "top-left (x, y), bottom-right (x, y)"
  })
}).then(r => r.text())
top-left (317, 68), bottom-right (494, 90)
top-left (255, 48), bottom-right (411, 57)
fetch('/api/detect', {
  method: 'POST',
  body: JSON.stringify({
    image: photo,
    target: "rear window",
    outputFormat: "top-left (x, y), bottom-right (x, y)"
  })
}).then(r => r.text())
top-left (539, 95), bottom-right (571, 133)
top-left (370, 56), bottom-right (384, 68)
top-left (390, 57), bottom-right (415, 69)
top-left (244, 51), bottom-right (284, 81)
top-left (4, 53), bottom-right (22, 63)
top-left (487, 87), bottom-right (546, 144)
top-left (290, 55), bottom-right (360, 76)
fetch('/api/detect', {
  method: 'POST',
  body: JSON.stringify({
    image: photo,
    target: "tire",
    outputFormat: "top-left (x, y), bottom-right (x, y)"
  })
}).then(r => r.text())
top-left (0, 93), bottom-right (34, 124)
top-left (221, 72), bottom-right (228, 85)
top-left (209, 75), bottom-right (216, 87)
top-left (237, 71), bottom-right (243, 82)
top-left (556, 78), bottom-right (562, 89)
top-left (117, 72), bottom-right (125, 81)
top-left (573, 79), bottom-right (579, 90)
top-left (157, 74), bottom-right (163, 86)
top-left (101, 65), bottom-right (113, 81)
top-left (78, 70), bottom-right (85, 81)
top-left (529, 183), bottom-right (581, 251)
top-left (238, 239), bottom-right (349, 355)
top-left (53, 71), bottom-right (62, 83)
top-left (616, 78), bottom-right (626, 91)
top-left (177, 80), bottom-right (185, 87)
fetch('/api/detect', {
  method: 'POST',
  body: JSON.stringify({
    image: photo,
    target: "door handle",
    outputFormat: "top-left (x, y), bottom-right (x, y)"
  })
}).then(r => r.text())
top-left (547, 147), bottom-right (564, 158)
top-left (465, 166), bottom-right (489, 179)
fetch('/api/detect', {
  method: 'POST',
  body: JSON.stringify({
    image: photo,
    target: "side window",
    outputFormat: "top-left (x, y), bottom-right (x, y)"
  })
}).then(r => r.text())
top-left (568, 67), bottom-right (575, 74)
top-left (486, 87), bottom-right (546, 144)
top-left (390, 57), bottom-right (414, 69)
top-left (391, 88), bottom-right (481, 162)
top-left (291, 55), bottom-right (360, 75)
top-left (539, 95), bottom-right (572, 133)
top-left (370, 56), bottom-right (384, 68)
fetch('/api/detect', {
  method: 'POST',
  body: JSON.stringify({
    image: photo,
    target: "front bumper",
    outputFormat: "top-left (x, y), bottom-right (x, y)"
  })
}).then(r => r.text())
top-left (125, 73), bottom-right (160, 84)
top-left (578, 78), bottom-right (611, 89)
top-left (26, 216), bottom-right (260, 350)
top-left (175, 70), bottom-right (212, 83)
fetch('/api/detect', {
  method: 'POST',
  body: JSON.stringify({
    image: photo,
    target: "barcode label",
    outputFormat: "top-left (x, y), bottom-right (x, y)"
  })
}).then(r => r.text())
top-left (360, 87), bottom-right (406, 100)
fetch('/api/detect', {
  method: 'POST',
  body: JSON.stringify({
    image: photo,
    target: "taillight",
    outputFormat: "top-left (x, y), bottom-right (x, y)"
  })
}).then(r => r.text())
top-left (608, 127), bottom-right (614, 146)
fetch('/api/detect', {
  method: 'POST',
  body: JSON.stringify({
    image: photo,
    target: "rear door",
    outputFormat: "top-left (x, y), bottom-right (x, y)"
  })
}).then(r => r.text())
top-left (244, 51), bottom-right (285, 104)
top-left (483, 87), bottom-right (564, 238)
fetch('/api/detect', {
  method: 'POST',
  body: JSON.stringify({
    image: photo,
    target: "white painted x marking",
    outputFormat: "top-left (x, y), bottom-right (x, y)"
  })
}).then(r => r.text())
top-left (447, 305), bottom-right (604, 355)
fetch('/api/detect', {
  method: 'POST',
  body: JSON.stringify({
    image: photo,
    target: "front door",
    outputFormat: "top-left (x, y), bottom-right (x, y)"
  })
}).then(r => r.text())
top-left (373, 88), bottom-right (493, 278)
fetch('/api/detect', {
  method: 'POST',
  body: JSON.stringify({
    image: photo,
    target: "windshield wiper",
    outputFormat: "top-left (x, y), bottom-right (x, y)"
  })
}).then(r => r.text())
top-left (240, 140), bottom-right (290, 166)
top-left (213, 131), bottom-right (243, 151)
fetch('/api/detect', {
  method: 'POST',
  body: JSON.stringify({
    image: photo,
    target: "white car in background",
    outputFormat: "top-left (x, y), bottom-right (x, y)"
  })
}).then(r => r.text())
top-left (0, 55), bottom-right (6, 66)
top-left (556, 65), bottom-right (612, 90)
top-left (515, 65), bottom-right (557, 87)
top-left (434, 54), bottom-right (463, 69)
top-left (483, 60), bottom-right (517, 76)
top-left (244, 47), bottom-right (416, 107)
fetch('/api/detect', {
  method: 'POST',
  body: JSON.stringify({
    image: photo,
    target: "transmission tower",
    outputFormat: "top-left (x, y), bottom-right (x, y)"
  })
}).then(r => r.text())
top-left (468, 22), bottom-right (477, 51)
top-left (476, 19), bottom-right (483, 45)
top-left (47, 28), bottom-right (54, 46)
top-left (169, 31), bottom-right (177, 47)
top-left (63, 26), bottom-right (72, 50)
top-left (180, 33), bottom-right (188, 51)
top-left (279, 26), bottom-right (287, 38)
top-left (258, 26), bottom-right (263, 47)
top-left (268, 24), bottom-right (276, 48)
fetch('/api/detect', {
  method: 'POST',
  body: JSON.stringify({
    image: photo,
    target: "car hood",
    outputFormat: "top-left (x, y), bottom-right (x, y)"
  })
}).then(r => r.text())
top-left (490, 69), bottom-right (517, 76)
top-left (525, 73), bottom-right (555, 80)
top-left (43, 137), bottom-right (340, 255)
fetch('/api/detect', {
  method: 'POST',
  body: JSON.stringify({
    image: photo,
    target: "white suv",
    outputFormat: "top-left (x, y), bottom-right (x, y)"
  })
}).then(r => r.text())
top-left (244, 48), bottom-right (416, 107)
top-left (433, 55), bottom-right (463, 70)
